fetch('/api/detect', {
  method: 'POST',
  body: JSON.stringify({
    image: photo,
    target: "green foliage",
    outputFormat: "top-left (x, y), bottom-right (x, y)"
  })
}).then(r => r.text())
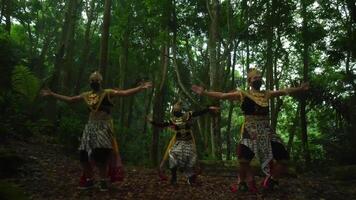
top-left (11, 65), bottom-right (40, 103)
top-left (0, 181), bottom-right (28, 200)
top-left (57, 108), bottom-right (85, 153)
top-left (0, 29), bottom-right (22, 91)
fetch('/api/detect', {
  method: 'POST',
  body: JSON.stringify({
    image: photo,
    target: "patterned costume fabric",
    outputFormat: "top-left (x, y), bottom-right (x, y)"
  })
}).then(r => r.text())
top-left (79, 89), bottom-right (124, 183)
top-left (239, 90), bottom-right (286, 175)
top-left (169, 140), bottom-right (197, 177)
top-left (151, 108), bottom-right (210, 177)
top-left (168, 112), bottom-right (197, 177)
top-left (79, 119), bottom-right (113, 156)
top-left (240, 117), bottom-right (284, 175)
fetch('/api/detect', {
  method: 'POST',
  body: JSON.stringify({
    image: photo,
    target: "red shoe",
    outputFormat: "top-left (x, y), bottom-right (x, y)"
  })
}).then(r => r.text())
top-left (78, 175), bottom-right (94, 190)
top-left (108, 166), bottom-right (124, 183)
top-left (261, 175), bottom-right (279, 190)
top-left (230, 182), bottom-right (248, 193)
top-left (158, 171), bottom-right (168, 181)
top-left (247, 180), bottom-right (258, 193)
top-left (230, 183), bottom-right (238, 193)
top-left (230, 181), bottom-right (257, 193)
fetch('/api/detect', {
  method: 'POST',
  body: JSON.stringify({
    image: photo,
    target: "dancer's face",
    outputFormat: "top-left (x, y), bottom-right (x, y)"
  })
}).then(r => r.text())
top-left (90, 79), bottom-right (101, 91)
top-left (249, 75), bottom-right (263, 90)
top-left (173, 110), bottom-right (183, 117)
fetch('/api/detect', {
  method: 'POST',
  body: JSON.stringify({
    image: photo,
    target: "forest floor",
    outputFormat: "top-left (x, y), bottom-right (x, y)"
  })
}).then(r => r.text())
top-left (1, 136), bottom-right (356, 200)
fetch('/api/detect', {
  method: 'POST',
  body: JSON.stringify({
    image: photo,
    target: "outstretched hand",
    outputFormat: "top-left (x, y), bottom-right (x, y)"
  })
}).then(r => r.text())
top-left (300, 82), bottom-right (310, 91)
top-left (191, 85), bottom-right (205, 95)
top-left (208, 106), bottom-right (220, 113)
top-left (145, 115), bottom-right (153, 123)
top-left (40, 88), bottom-right (52, 97)
top-left (141, 81), bottom-right (152, 89)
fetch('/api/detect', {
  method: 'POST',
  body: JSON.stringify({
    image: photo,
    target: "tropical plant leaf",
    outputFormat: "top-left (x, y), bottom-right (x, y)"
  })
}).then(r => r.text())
top-left (11, 65), bottom-right (40, 103)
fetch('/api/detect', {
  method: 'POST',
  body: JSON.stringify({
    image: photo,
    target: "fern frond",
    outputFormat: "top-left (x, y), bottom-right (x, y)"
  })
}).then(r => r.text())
top-left (11, 65), bottom-right (40, 103)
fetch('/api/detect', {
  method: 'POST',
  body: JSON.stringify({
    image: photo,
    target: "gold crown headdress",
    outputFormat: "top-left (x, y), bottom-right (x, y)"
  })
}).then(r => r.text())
top-left (247, 68), bottom-right (261, 80)
top-left (89, 71), bottom-right (103, 82)
top-left (172, 100), bottom-right (182, 112)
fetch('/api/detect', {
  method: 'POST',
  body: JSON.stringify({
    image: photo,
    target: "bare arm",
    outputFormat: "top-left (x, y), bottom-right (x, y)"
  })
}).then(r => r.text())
top-left (268, 82), bottom-right (309, 98)
top-left (41, 89), bottom-right (82, 103)
top-left (191, 106), bottom-right (220, 117)
top-left (146, 115), bottom-right (172, 129)
top-left (191, 85), bottom-right (242, 101)
top-left (110, 81), bottom-right (152, 97)
top-left (149, 121), bottom-right (172, 128)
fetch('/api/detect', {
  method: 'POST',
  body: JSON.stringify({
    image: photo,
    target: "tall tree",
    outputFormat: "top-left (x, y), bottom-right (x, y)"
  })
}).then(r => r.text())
top-left (265, 0), bottom-right (277, 130)
top-left (151, 44), bottom-right (169, 166)
top-left (47, 0), bottom-right (81, 120)
top-left (206, 0), bottom-right (220, 159)
top-left (99, 0), bottom-right (112, 81)
top-left (75, 0), bottom-right (98, 93)
top-left (3, 0), bottom-right (11, 34)
top-left (300, 0), bottom-right (311, 165)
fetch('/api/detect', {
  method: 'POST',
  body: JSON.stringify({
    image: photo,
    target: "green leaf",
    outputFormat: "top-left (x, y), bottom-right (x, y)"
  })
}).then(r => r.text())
top-left (11, 65), bottom-right (40, 103)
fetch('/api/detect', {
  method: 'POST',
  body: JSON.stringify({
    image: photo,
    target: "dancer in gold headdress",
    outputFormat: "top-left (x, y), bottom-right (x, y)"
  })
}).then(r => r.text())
top-left (148, 101), bottom-right (218, 185)
top-left (192, 68), bottom-right (309, 193)
top-left (41, 71), bottom-right (152, 191)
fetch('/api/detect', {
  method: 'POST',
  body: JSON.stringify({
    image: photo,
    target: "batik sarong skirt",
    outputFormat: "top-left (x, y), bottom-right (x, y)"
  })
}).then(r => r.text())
top-left (169, 140), bottom-right (197, 176)
top-left (239, 116), bottom-right (285, 175)
top-left (79, 119), bottom-right (113, 156)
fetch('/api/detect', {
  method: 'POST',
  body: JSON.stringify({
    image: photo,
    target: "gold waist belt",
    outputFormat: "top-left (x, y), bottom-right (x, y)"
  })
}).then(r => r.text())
top-left (244, 115), bottom-right (269, 122)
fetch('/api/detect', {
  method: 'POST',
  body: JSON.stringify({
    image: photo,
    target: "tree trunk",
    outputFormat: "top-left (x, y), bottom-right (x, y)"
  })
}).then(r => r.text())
top-left (75, 0), bottom-right (97, 94)
top-left (36, 33), bottom-right (52, 79)
top-left (4, 0), bottom-right (11, 34)
top-left (62, 0), bottom-right (82, 93)
top-left (151, 44), bottom-right (169, 166)
top-left (99, 0), bottom-right (112, 82)
top-left (225, 44), bottom-right (237, 160)
top-left (47, 0), bottom-right (80, 121)
top-left (266, 0), bottom-right (276, 131)
top-left (300, 0), bottom-right (311, 166)
top-left (171, 0), bottom-right (198, 105)
top-left (143, 87), bottom-right (155, 135)
top-left (287, 105), bottom-right (300, 153)
top-left (207, 0), bottom-right (220, 159)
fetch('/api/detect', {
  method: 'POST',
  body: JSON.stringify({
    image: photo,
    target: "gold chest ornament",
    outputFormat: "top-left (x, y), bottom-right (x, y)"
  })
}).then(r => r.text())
top-left (171, 114), bottom-right (191, 135)
top-left (87, 92), bottom-right (100, 107)
top-left (241, 90), bottom-right (269, 107)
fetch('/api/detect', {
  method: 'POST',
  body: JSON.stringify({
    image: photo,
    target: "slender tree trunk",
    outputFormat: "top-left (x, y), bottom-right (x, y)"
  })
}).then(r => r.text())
top-left (300, 0), bottom-right (311, 166)
top-left (47, 0), bottom-right (80, 121)
top-left (266, 0), bottom-right (276, 131)
top-left (0, 1), bottom-right (4, 21)
top-left (99, 0), bottom-right (112, 82)
top-left (143, 87), bottom-right (155, 135)
top-left (346, 0), bottom-right (356, 24)
top-left (171, 0), bottom-right (198, 105)
top-left (4, 0), bottom-right (11, 34)
top-left (207, 0), bottom-right (220, 159)
top-left (225, 44), bottom-right (237, 160)
top-left (118, 19), bottom-right (130, 129)
top-left (151, 44), bottom-right (169, 166)
top-left (75, 0), bottom-right (97, 94)
top-left (36, 33), bottom-right (51, 79)
top-left (345, 1), bottom-right (356, 91)
top-left (287, 105), bottom-right (300, 153)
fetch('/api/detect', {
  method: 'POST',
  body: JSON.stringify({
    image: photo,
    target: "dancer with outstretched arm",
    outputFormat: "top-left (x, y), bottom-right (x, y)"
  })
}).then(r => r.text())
top-left (191, 68), bottom-right (309, 193)
top-left (41, 71), bottom-right (152, 191)
top-left (148, 101), bottom-right (218, 185)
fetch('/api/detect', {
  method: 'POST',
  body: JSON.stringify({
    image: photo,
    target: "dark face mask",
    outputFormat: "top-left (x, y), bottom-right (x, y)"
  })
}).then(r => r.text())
top-left (173, 111), bottom-right (183, 117)
top-left (252, 79), bottom-right (262, 90)
top-left (90, 82), bottom-right (101, 91)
